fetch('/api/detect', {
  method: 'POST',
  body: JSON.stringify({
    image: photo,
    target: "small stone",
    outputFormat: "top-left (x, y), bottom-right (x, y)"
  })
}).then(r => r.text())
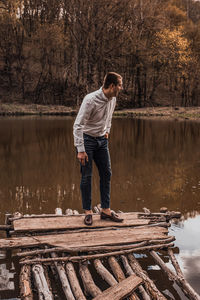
top-left (160, 207), bottom-right (168, 213)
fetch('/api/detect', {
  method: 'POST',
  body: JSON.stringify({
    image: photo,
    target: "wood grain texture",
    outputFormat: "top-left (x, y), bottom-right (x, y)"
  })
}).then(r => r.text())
top-left (0, 226), bottom-right (168, 249)
top-left (93, 275), bottom-right (142, 300)
top-left (13, 213), bottom-right (149, 232)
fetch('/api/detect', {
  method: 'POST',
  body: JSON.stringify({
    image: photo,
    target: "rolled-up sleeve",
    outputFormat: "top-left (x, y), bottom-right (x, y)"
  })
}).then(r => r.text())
top-left (73, 96), bottom-right (94, 152)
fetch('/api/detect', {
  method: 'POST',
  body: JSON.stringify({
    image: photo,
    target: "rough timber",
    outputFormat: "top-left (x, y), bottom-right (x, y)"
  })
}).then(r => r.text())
top-left (1, 207), bottom-right (200, 300)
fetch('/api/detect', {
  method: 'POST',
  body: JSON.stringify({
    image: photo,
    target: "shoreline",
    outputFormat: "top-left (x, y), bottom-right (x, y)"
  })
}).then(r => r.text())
top-left (1, 103), bottom-right (200, 121)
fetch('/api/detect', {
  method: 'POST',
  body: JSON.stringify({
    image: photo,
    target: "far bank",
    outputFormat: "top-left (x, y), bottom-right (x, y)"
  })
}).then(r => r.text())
top-left (1, 103), bottom-right (200, 121)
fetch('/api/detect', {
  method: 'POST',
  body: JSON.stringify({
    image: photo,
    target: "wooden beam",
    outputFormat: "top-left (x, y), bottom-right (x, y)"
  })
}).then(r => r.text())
top-left (0, 226), bottom-right (169, 249)
top-left (13, 213), bottom-right (149, 232)
top-left (93, 275), bottom-right (142, 300)
top-left (20, 242), bottom-right (174, 265)
top-left (16, 238), bottom-right (175, 257)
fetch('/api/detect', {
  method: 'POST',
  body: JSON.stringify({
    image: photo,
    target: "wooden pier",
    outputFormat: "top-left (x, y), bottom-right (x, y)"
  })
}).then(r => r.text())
top-left (1, 206), bottom-right (200, 300)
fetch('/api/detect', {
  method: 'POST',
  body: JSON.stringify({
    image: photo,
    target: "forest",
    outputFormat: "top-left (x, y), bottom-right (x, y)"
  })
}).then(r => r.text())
top-left (1, 0), bottom-right (200, 108)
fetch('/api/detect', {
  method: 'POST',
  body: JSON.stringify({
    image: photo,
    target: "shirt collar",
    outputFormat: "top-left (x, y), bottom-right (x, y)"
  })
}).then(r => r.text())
top-left (99, 87), bottom-right (109, 102)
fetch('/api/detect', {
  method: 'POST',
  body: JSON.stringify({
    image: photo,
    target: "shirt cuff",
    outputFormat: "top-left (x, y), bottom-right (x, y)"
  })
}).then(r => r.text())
top-left (77, 145), bottom-right (85, 152)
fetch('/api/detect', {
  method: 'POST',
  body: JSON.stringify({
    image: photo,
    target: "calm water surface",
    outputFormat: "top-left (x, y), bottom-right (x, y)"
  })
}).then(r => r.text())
top-left (0, 116), bottom-right (200, 299)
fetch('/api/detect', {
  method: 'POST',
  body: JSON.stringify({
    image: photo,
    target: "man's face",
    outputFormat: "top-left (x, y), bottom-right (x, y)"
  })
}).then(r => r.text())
top-left (110, 78), bottom-right (123, 97)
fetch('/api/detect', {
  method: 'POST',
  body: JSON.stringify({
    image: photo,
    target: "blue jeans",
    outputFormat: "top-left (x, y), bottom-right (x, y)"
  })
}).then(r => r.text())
top-left (80, 134), bottom-right (112, 211)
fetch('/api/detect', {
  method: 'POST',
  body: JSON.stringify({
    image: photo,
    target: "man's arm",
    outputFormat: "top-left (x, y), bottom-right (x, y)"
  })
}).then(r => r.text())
top-left (106, 98), bottom-right (116, 135)
top-left (73, 96), bottom-right (93, 164)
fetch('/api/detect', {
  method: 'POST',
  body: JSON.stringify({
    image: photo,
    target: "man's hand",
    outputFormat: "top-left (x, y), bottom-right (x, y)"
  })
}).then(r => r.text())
top-left (105, 133), bottom-right (109, 139)
top-left (77, 152), bottom-right (88, 166)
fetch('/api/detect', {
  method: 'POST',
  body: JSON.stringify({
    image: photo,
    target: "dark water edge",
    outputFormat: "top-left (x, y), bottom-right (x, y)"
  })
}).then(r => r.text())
top-left (0, 116), bottom-right (200, 299)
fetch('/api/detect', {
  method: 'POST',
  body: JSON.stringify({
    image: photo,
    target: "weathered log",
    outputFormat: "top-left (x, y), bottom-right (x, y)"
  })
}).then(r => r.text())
top-left (149, 236), bottom-right (175, 244)
top-left (52, 208), bottom-right (75, 299)
top-left (20, 242), bottom-right (174, 265)
top-left (13, 213), bottom-right (152, 232)
top-left (65, 262), bottom-right (86, 300)
top-left (108, 256), bottom-right (139, 300)
top-left (128, 254), bottom-right (167, 300)
top-left (121, 255), bottom-right (151, 300)
top-left (79, 262), bottom-right (102, 297)
top-left (93, 275), bottom-right (142, 300)
top-left (50, 252), bottom-right (75, 299)
top-left (32, 264), bottom-right (53, 300)
top-left (20, 264), bottom-right (33, 300)
top-left (108, 256), bottom-right (125, 282)
top-left (167, 248), bottom-right (183, 277)
top-left (1, 224), bottom-right (169, 249)
top-left (93, 259), bottom-right (117, 286)
top-left (49, 208), bottom-right (75, 299)
top-left (17, 241), bottom-right (148, 257)
top-left (138, 211), bottom-right (181, 218)
top-left (150, 250), bottom-right (200, 300)
top-left (9, 213), bottom-right (80, 221)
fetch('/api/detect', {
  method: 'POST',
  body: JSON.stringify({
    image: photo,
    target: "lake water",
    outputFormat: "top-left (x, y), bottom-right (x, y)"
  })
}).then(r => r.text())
top-left (0, 116), bottom-right (200, 299)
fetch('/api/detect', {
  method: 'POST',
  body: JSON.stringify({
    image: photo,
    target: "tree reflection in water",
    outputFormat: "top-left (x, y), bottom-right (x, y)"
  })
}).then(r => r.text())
top-left (0, 116), bottom-right (200, 298)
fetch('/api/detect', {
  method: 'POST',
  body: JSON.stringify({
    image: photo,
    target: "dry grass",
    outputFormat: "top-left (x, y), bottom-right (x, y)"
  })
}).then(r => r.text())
top-left (1, 103), bottom-right (200, 121)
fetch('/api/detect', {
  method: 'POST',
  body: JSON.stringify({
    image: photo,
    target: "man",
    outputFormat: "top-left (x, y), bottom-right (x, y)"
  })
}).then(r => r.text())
top-left (73, 72), bottom-right (123, 225)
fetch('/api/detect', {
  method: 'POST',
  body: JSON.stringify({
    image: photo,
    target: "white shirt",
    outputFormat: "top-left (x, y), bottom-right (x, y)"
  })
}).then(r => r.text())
top-left (73, 87), bottom-right (116, 152)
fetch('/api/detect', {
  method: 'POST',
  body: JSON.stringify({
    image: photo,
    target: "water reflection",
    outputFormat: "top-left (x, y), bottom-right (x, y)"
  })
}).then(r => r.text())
top-left (0, 117), bottom-right (200, 222)
top-left (0, 116), bottom-right (200, 298)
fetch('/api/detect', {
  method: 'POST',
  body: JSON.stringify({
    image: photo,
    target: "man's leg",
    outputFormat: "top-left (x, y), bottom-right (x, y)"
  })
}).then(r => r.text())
top-left (94, 138), bottom-right (123, 222)
top-left (93, 138), bottom-right (112, 214)
top-left (80, 135), bottom-right (96, 217)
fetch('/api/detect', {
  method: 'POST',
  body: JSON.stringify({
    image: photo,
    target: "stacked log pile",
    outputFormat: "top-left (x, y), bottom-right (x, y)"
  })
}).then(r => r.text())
top-left (1, 207), bottom-right (200, 300)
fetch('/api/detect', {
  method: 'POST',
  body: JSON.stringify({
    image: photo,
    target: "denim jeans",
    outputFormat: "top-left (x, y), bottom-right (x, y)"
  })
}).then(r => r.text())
top-left (80, 133), bottom-right (112, 211)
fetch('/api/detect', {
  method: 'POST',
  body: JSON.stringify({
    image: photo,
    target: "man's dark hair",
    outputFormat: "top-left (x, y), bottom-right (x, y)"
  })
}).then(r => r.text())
top-left (103, 72), bottom-right (122, 89)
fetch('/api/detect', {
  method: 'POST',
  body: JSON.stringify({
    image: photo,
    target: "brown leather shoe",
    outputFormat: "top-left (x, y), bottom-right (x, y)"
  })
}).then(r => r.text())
top-left (84, 214), bottom-right (93, 226)
top-left (100, 211), bottom-right (124, 222)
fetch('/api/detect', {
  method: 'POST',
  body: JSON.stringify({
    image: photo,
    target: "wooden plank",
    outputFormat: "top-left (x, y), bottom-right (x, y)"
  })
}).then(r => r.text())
top-left (93, 275), bottom-right (142, 300)
top-left (0, 226), bottom-right (168, 249)
top-left (13, 213), bottom-right (150, 232)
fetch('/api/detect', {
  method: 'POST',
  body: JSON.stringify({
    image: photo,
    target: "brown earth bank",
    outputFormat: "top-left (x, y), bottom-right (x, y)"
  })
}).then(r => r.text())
top-left (1, 103), bottom-right (200, 121)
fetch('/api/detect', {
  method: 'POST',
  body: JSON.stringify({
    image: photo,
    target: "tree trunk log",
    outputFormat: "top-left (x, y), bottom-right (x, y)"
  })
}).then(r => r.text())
top-left (20, 242), bottom-right (174, 265)
top-left (65, 262), bottom-right (86, 300)
top-left (168, 248), bottom-right (183, 277)
top-left (150, 250), bottom-right (200, 300)
top-left (79, 262), bottom-right (102, 297)
top-left (51, 252), bottom-right (75, 299)
top-left (108, 256), bottom-right (139, 300)
top-left (32, 264), bottom-right (53, 300)
top-left (121, 255), bottom-right (151, 300)
top-left (51, 208), bottom-right (75, 299)
top-left (108, 256), bottom-right (125, 282)
top-left (20, 264), bottom-right (33, 300)
top-left (128, 254), bottom-right (167, 300)
top-left (94, 259), bottom-right (117, 286)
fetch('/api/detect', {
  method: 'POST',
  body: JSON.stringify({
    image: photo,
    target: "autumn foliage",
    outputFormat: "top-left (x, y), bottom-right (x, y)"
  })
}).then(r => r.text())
top-left (1, 0), bottom-right (200, 107)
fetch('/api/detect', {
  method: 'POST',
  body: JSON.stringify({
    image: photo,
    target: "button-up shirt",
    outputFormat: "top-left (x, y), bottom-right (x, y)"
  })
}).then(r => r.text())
top-left (73, 87), bottom-right (116, 152)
